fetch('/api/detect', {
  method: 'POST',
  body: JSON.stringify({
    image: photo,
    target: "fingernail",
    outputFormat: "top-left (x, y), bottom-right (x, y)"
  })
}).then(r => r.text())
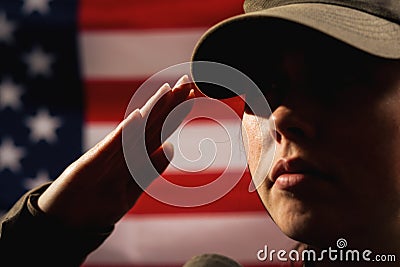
top-left (160, 82), bottom-right (172, 92)
top-left (140, 83), bottom-right (171, 116)
top-left (173, 75), bottom-right (189, 89)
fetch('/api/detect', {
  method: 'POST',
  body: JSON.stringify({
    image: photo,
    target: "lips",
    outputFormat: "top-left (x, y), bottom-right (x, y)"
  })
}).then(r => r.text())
top-left (270, 158), bottom-right (330, 190)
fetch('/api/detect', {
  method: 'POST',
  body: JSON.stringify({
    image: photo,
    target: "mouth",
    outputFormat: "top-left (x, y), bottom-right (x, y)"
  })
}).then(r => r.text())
top-left (270, 157), bottom-right (332, 190)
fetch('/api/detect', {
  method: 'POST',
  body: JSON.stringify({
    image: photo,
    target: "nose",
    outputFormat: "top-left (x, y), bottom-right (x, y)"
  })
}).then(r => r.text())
top-left (271, 105), bottom-right (316, 143)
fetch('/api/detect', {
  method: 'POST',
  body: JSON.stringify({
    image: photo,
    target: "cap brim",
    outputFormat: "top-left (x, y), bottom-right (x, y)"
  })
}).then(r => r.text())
top-left (191, 3), bottom-right (400, 99)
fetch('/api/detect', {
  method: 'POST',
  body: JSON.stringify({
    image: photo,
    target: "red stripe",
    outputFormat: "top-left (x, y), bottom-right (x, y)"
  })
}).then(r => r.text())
top-left (129, 170), bottom-right (266, 215)
top-left (79, 0), bottom-right (244, 30)
top-left (84, 79), bottom-right (141, 122)
top-left (85, 79), bottom-right (245, 123)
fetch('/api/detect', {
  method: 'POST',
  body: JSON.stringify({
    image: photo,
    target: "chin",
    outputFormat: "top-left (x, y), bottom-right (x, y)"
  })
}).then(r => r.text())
top-left (267, 197), bottom-right (340, 248)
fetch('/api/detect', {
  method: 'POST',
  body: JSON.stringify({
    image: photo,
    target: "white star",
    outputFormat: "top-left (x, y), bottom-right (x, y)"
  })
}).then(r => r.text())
top-left (22, 0), bottom-right (52, 15)
top-left (0, 12), bottom-right (16, 43)
top-left (23, 46), bottom-right (54, 77)
top-left (23, 169), bottom-right (52, 190)
top-left (0, 138), bottom-right (26, 173)
top-left (0, 78), bottom-right (24, 110)
top-left (25, 109), bottom-right (62, 144)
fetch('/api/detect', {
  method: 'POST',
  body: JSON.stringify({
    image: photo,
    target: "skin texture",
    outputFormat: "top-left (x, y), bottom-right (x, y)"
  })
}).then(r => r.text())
top-left (241, 28), bottom-right (400, 264)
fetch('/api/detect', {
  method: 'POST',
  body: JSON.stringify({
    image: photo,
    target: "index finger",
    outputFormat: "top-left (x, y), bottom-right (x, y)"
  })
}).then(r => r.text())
top-left (145, 76), bottom-right (195, 155)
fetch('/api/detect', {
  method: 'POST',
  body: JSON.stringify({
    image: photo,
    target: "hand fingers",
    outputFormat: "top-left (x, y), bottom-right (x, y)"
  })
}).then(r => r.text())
top-left (119, 78), bottom-right (187, 152)
top-left (139, 82), bottom-right (172, 118)
top-left (145, 76), bottom-right (195, 154)
top-left (119, 76), bottom-right (193, 187)
top-left (131, 141), bottom-right (174, 189)
top-left (139, 75), bottom-right (191, 119)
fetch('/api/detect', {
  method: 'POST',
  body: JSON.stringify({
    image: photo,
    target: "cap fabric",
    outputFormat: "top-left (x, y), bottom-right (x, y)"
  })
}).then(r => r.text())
top-left (182, 253), bottom-right (243, 267)
top-left (191, 0), bottom-right (400, 99)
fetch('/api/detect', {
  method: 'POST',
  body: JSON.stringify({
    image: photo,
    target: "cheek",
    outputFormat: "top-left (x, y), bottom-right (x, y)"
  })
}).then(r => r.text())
top-left (376, 90), bottom-right (400, 194)
top-left (332, 82), bottom-right (400, 205)
top-left (241, 113), bottom-right (276, 188)
top-left (241, 113), bottom-right (263, 173)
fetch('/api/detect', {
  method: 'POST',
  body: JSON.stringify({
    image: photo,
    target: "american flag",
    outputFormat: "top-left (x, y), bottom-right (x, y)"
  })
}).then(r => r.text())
top-left (0, 0), bottom-right (297, 266)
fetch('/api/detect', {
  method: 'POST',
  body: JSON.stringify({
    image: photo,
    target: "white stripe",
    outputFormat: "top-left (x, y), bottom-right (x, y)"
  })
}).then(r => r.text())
top-left (80, 29), bottom-right (206, 79)
top-left (84, 121), bottom-right (248, 172)
top-left (85, 212), bottom-right (297, 265)
top-left (83, 122), bottom-right (117, 150)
